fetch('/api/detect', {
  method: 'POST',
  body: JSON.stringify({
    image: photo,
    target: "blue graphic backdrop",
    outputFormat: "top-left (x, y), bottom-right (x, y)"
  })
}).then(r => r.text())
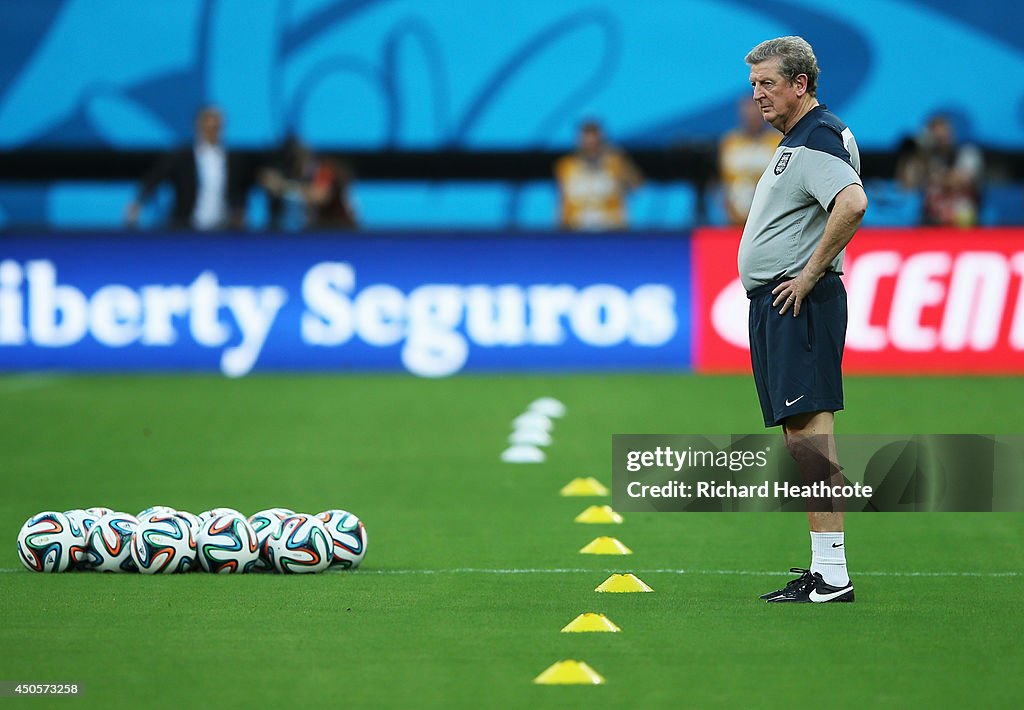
top-left (1, 0), bottom-right (1022, 150)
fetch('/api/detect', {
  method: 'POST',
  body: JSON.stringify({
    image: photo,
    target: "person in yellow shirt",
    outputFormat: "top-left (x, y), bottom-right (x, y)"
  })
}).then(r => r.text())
top-left (719, 97), bottom-right (782, 225)
top-left (554, 120), bottom-right (643, 230)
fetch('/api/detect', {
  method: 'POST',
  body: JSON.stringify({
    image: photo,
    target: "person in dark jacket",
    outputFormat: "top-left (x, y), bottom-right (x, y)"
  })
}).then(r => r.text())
top-left (125, 106), bottom-right (247, 230)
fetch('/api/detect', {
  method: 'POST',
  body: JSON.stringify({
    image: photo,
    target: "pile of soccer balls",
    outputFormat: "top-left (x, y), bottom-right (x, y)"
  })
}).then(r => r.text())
top-left (16, 506), bottom-right (367, 574)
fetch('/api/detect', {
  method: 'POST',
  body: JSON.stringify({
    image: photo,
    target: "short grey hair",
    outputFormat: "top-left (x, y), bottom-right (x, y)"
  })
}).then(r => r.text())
top-left (745, 36), bottom-right (820, 96)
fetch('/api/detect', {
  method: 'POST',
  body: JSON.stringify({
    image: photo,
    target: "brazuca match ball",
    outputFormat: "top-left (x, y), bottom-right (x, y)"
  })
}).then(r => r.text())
top-left (17, 511), bottom-right (87, 573)
top-left (317, 510), bottom-right (368, 569)
top-left (166, 510), bottom-right (202, 571)
top-left (137, 505), bottom-right (176, 522)
top-left (83, 513), bottom-right (139, 573)
top-left (135, 508), bottom-right (201, 567)
top-left (196, 514), bottom-right (260, 574)
top-left (173, 510), bottom-right (203, 538)
top-left (262, 513), bottom-right (333, 574)
top-left (64, 508), bottom-right (101, 534)
top-left (248, 509), bottom-right (293, 571)
top-left (248, 508), bottom-right (293, 539)
top-left (63, 509), bottom-right (102, 568)
top-left (85, 506), bottom-right (114, 518)
top-left (199, 507), bottom-right (244, 524)
top-left (130, 515), bottom-right (196, 574)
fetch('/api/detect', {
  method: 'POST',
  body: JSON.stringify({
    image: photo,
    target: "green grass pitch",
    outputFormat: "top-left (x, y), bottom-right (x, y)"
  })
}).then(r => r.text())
top-left (1, 373), bottom-right (1022, 708)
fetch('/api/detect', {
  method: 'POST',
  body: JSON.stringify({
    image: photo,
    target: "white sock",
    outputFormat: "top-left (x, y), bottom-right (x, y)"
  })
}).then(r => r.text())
top-left (810, 531), bottom-right (850, 587)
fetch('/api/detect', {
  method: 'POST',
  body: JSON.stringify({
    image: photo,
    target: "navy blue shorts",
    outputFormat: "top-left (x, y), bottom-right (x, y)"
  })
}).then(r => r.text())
top-left (747, 272), bottom-right (847, 427)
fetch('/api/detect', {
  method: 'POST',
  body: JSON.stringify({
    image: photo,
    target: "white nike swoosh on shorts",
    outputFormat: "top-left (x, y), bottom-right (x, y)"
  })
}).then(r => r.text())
top-left (785, 395), bottom-right (805, 407)
top-left (808, 586), bottom-right (853, 603)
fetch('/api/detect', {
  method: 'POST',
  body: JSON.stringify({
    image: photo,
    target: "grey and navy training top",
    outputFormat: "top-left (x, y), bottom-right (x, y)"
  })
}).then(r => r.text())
top-left (737, 104), bottom-right (862, 292)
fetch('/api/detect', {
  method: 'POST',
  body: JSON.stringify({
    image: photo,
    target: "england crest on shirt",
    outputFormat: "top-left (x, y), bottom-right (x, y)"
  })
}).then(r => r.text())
top-left (774, 151), bottom-right (793, 175)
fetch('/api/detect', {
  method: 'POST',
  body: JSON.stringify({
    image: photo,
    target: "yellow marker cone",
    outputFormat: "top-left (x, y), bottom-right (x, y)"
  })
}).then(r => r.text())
top-left (561, 613), bottom-right (621, 633)
top-left (533, 660), bottom-right (606, 685)
top-left (579, 537), bottom-right (632, 555)
top-left (559, 477), bottom-right (609, 497)
top-left (595, 573), bottom-right (654, 593)
top-left (574, 505), bottom-right (623, 524)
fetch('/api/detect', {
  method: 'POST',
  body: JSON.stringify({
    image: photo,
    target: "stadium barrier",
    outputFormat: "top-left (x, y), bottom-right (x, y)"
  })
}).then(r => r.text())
top-left (2, 228), bottom-right (1022, 376)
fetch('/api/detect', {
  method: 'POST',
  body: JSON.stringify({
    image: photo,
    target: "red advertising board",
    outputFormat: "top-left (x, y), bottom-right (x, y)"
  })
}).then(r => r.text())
top-left (693, 228), bottom-right (1024, 373)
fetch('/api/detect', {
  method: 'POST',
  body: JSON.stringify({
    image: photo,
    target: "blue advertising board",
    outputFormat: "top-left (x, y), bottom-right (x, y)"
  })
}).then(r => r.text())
top-left (0, 232), bottom-right (692, 376)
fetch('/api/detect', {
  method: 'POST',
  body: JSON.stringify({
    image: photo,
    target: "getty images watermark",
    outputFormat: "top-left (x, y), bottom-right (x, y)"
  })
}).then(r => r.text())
top-left (612, 435), bottom-right (1024, 512)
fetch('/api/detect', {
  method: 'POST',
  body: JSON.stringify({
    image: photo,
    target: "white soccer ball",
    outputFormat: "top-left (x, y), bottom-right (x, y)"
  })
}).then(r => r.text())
top-left (136, 505), bottom-right (176, 522)
top-left (196, 514), bottom-right (260, 574)
top-left (17, 511), bottom-right (86, 573)
top-left (64, 509), bottom-right (101, 536)
top-left (173, 510), bottom-right (202, 536)
top-left (62, 509), bottom-right (102, 568)
top-left (83, 513), bottom-right (139, 573)
top-left (317, 509), bottom-right (368, 570)
top-left (85, 506), bottom-right (115, 518)
top-left (198, 507), bottom-right (244, 524)
top-left (248, 508), bottom-right (293, 532)
top-left (130, 515), bottom-right (196, 574)
top-left (248, 509), bottom-right (292, 571)
top-left (263, 513), bottom-right (333, 574)
top-left (166, 511), bottom-right (203, 570)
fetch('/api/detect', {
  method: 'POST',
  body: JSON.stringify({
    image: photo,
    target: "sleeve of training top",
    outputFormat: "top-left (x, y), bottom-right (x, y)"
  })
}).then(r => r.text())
top-left (800, 125), bottom-right (862, 212)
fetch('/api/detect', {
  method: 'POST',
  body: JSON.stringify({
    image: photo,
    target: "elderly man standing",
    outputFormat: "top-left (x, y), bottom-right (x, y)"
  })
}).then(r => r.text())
top-left (737, 36), bottom-right (868, 603)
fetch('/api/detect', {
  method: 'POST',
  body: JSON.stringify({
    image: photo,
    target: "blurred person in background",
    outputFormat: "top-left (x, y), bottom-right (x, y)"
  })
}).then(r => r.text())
top-left (554, 119), bottom-right (643, 230)
top-left (718, 95), bottom-right (782, 225)
top-left (259, 136), bottom-right (358, 230)
top-left (897, 114), bottom-right (984, 227)
top-left (125, 106), bottom-right (247, 230)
